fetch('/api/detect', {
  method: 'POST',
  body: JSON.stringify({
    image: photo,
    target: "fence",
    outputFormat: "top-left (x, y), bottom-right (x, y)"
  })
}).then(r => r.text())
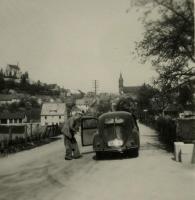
top-left (139, 113), bottom-right (195, 151)
top-left (0, 123), bottom-right (62, 155)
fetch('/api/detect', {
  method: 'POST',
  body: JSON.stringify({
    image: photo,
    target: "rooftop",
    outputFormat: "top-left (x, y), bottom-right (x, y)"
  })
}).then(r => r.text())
top-left (123, 86), bottom-right (141, 94)
top-left (41, 103), bottom-right (66, 116)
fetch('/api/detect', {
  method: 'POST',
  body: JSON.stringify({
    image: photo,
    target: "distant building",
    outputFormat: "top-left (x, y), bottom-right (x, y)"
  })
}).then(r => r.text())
top-left (4, 64), bottom-right (22, 83)
top-left (67, 89), bottom-right (84, 99)
top-left (0, 94), bottom-right (20, 105)
top-left (0, 112), bottom-right (27, 124)
top-left (86, 91), bottom-right (95, 97)
top-left (40, 103), bottom-right (67, 126)
top-left (119, 73), bottom-right (141, 99)
top-left (75, 98), bottom-right (89, 112)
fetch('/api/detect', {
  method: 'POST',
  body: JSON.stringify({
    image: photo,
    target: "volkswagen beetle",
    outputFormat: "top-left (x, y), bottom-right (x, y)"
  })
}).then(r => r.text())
top-left (81, 111), bottom-right (140, 159)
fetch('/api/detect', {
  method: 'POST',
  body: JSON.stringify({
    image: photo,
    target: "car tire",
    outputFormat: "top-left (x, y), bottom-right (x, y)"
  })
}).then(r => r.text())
top-left (132, 148), bottom-right (139, 157)
top-left (125, 149), bottom-right (139, 158)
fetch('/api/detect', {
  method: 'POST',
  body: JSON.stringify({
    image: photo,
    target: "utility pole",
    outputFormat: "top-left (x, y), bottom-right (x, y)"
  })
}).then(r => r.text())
top-left (92, 80), bottom-right (99, 97)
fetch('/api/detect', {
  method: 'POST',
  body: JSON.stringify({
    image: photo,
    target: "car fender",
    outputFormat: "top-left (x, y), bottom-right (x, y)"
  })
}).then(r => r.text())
top-left (93, 134), bottom-right (105, 150)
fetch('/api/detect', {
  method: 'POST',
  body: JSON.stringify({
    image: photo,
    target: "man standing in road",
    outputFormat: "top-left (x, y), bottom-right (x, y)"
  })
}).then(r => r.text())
top-left (61, 112), bottom-right (83, 160)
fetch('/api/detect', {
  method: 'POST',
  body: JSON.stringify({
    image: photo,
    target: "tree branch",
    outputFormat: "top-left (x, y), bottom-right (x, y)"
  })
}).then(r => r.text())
top-left (181, 44), bottom-right (195, 63)
top-left (154, 0), bottom-right (191, 25)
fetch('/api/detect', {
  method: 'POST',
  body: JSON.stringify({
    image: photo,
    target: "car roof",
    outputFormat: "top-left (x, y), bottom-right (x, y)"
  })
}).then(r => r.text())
top-left (99, 111), bottom-right (133, 121)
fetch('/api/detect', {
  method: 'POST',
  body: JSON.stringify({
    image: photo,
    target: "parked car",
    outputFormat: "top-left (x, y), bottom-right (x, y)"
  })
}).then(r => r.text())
top-left (81, 111), bottom-right (140, 159)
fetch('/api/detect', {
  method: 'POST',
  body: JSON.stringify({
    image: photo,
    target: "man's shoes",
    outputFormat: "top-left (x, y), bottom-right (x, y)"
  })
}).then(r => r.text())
top-left (65, 156), bottom-right (72, 160)
top-left (73, 155), bottom-right (82, 159)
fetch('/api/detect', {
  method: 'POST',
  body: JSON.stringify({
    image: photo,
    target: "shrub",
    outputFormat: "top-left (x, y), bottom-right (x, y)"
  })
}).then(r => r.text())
top-left (156, 116), bottom-right (176, 150)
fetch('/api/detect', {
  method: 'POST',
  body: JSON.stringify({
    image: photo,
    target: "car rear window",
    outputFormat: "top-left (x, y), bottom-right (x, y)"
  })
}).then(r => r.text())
top-left (104, 118), bottom-right (124, 125)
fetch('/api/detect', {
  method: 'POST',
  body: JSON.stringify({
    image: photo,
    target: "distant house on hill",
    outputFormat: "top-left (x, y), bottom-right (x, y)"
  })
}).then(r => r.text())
top-left (4, 64), bottom-right (22, 83)
top-left (40, 103), bottom-right (67, 126)
top-left (119, 73), bottom-right (141, 99)
top-left (0, 112), bottom-right (27, 124)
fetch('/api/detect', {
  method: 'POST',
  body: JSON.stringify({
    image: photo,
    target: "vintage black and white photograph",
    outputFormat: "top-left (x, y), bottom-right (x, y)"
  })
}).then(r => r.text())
top-left (0, 0), bottom-right (194, 200)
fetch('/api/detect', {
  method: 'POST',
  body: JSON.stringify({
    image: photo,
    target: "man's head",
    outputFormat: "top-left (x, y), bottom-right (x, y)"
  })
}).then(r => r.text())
top-left (73, 112), bottom-right (83, 122)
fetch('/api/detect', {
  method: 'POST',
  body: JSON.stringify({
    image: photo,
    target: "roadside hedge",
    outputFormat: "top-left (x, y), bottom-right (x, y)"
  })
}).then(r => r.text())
top-left (156, 117), bottom-right (176, 150)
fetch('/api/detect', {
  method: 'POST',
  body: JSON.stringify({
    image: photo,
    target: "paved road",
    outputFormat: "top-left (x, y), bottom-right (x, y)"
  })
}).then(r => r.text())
top-left (0, 123), bottom-right (194, 200)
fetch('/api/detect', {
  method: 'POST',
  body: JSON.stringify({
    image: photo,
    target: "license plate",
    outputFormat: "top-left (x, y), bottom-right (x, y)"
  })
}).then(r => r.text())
top-left (108, 139), bottom-right (123, 147)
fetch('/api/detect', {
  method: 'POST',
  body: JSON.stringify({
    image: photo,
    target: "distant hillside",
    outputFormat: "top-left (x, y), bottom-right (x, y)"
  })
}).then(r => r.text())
top-left (0, 64), bottom-right (66, 96)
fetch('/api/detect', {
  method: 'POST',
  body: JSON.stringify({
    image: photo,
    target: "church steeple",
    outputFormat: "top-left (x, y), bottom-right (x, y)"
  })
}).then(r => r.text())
top-left (119, 72), bottom-right (123, 94)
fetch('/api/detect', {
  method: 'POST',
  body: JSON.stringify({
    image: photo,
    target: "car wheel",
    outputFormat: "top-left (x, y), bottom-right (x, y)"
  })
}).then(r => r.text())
top-left (125, 149), bottom-right (139, 158)
top-left (132, 148), bottom-right (139, 157)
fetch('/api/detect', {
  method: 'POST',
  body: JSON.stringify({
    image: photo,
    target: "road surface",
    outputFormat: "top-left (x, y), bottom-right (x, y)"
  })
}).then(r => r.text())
top-left (0, 123), bottom-right (194, 200)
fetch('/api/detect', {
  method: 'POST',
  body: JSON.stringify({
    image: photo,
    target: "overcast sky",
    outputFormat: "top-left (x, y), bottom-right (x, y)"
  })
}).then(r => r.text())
top-left (0, 0), bottom-right (157, 93)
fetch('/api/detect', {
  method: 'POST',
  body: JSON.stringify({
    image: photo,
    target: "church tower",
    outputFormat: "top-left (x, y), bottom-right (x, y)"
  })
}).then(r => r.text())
top-left (119, 72), bottom-right (123, 94)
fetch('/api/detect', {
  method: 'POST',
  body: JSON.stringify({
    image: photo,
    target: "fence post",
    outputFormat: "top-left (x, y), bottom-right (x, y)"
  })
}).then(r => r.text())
top-left (9, 126), bottom-right (12, 143)
top-left (175, 119), bottom-right (179, 141)
top-left (30, 123), bottom-right (33, 138)
top-left (25, 125), bottom-right (27, 143)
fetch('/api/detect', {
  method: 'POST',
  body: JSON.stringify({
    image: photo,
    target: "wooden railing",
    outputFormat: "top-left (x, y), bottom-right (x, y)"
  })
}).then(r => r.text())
top-left (0, 123), bottom-right (62, 155)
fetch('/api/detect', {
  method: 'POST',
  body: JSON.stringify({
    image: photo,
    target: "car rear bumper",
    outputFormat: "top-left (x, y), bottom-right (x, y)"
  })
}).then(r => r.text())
top-left (93, 146), bottom-right (139, 153)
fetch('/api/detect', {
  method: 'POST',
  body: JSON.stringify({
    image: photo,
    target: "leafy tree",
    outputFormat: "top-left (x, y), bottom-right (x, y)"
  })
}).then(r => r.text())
top-left (24, 72), bottom-right (29, 79)
top-left (8, 102), bottom-right (19, 112)
top-left (177, 83), bottom-right (193, 107)
top-left (97, 99), bottom-right (111, 115)
top-left (0, 69), bottom-right (5, 91)
top-left (18, 98), bottom-right (27, 107)
top-left (20, 72), bottom-right (29, 90)
top-left (137, 83), bottom-right (158, 110)
top-left (132, 0), bottom-right (194, 89)
top-left (115, 96), bottom-right (136, 112)
top-left (0, 68), bottom-right (4, 76)
top-left (5, 80), bottom-right (16, 90)
top-left (29, 98), bottom-right (40, 108)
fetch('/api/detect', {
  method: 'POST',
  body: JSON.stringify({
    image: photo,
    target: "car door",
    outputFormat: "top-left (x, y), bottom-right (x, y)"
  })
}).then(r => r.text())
top-left (81, 117), bottom-right (98, 146)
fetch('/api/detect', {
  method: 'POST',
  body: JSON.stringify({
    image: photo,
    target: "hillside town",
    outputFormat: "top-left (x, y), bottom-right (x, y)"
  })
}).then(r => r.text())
top-left (0, 1), bottom-right (194, 200)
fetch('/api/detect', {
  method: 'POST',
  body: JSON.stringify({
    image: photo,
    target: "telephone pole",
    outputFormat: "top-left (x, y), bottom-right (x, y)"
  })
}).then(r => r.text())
top-left (92, 80), bottom-right (99, 97)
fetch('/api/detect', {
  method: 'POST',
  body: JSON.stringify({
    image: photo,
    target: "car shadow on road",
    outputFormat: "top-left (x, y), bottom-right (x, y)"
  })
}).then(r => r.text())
top-left (92, 152), bottom-right (138, 161)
